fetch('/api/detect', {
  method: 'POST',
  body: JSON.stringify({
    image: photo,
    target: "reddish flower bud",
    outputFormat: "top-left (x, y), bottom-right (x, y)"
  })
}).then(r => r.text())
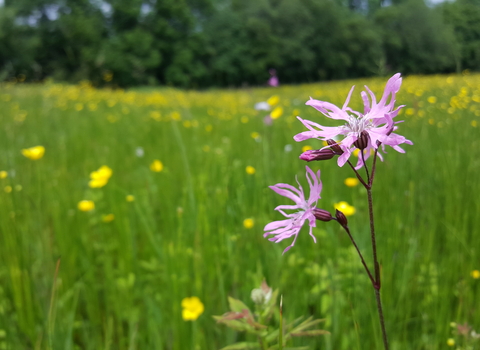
top-left (313, 208), bottom-right (333, 222)
top-left (353, 131), bottom-right (370, 150)
top-left (335, 209), bottom-right (348, 227)
top-left (326, 139), bottom-right (343, 155)
top-left (299, 149), bottom-right (335, 162)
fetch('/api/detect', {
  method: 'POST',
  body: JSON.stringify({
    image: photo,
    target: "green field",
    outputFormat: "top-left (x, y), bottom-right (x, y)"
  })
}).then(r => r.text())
top-left (0, 73), bottom-right (479, 350)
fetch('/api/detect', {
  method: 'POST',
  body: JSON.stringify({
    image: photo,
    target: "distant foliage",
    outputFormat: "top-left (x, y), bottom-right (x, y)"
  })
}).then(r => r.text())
top-left (0, 0), bottom-right (477, 87)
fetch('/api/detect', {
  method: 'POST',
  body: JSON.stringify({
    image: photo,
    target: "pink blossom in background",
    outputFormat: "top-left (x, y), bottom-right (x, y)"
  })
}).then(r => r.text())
top-left (294, 73), bottom-right (412, 168)
top-left (268, 69), bottom-right (279, 87)
top-left (264, 166), bottom-right (322, 253)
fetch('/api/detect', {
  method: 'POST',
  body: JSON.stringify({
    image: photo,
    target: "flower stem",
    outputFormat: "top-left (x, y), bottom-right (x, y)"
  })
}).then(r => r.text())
top-left (365, 151), bottom-right (389, 350)
top-left (347, 160), bottom-right (368, 188)
top-left (361, 151), bottom-right (370, 184)
top-left (339, 224), bottom-right (375, 286)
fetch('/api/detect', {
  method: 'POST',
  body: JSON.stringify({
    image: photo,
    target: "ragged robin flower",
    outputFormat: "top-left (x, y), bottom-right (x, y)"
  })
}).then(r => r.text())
top-left (294, 74), bottom-right (412, 168)
top-left (264, 166), bottom-right (325, 253)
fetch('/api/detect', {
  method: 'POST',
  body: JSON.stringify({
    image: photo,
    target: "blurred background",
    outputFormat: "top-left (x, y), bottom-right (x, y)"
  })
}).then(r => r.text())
top-left (1, 1), bottom-right (480, 350)
top-left (0, 0), bottom-right (479, 87)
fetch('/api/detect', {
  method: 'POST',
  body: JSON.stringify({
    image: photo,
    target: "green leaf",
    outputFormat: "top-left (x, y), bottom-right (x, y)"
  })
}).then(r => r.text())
top-left (220, 342), bottom-right (261, 350)
top-left (291, 330), bottom-right (330, 337)
top-left (228, 297), bottom-right (251, 313)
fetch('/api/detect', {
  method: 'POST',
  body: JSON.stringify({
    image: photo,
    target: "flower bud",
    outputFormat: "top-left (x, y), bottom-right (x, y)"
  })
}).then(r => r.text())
top-left (353, 131), bottom-right (370, 150)
top-left (313, 208), bottom-right (333, 222)
top-left (299, 149), bottom-right (335, 162)
top-left (251, 280), bottom-right (272, 306)
top-left (326, 139), bottom-right (343, 155)
top-left (335, 209), bottom-right (348, 227)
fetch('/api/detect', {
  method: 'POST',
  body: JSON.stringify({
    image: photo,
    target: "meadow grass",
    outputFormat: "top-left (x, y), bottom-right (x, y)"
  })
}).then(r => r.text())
top-left (0, 73), bottom-right (479, 350)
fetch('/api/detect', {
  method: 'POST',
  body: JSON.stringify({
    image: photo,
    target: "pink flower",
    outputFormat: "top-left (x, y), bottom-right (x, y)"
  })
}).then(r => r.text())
top-left (264, 166), bottom-right (322, 253)
top-left (294, 73), bottom-right (412, 168)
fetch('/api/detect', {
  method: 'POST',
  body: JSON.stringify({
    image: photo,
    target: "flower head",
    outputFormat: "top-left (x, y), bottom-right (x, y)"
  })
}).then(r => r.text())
top-left (294, 74), bottom-right (412, 168)
top-left (89, 165), bottom-right (112, 188)
top-left (334, 201), bottom-right (355, 216)
top-left (264, 166), bottom-right (323, 253)
top-left (150, 159), bottom-right (164, 172)
top-left (181, 296), bottom-right (204, 321)
top-left (78, 200), bottom-right (95, 212)
top-left (22, 146), bottom-right (45, 160)
top-left (243, 218), bottom-right (254, 229)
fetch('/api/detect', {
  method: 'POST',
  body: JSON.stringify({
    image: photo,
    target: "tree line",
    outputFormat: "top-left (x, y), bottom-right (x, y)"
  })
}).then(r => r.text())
top-left (0, 0), bottom-right (479, 88)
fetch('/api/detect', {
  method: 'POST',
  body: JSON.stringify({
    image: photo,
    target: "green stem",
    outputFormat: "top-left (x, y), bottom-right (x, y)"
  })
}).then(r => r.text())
top-left (278, 295), bottom-right (283, 350)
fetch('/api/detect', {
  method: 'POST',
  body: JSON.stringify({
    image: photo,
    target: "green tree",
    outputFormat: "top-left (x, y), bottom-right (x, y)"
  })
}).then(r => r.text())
top-left (375, 0), bottom-right (458, 75)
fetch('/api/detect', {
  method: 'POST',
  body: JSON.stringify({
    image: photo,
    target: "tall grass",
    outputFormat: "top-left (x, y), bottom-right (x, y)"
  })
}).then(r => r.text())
top-left (0, 73), bottom-right (479, 349)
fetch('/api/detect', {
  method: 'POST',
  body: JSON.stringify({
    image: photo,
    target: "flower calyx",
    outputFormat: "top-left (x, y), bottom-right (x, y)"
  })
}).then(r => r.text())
top-left (335, 209), bottom-right (348, 228)
top-left (300, 149), bottom-right (335, 162)
top-left (313, 208), bottom-right (333, 222)
top-left (353, 130), bottom-right (370, 150)
top-left (326, 139), bottom-right (343, 155)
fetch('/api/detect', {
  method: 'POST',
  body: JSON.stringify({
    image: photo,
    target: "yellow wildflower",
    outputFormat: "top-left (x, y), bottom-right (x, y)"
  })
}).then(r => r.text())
top-left (246, 166), bottom-right (256, 175)
top-left (267, 95), bottom-right (279, 106)
top-left (181, 296), bottom-right (204, 321)
top-left (334, 201), bottom-right (355, 216)
top-left (251, 132), bottom-right (260, 139)
top-left (89, 165), bottom-right (113, 188)
top-left (243, 218), bottom-right (254, 229)
top-left (302, 145), bottom-right (313, 153)
top-left (150, 160), bottom-right (164, 172)
top-left (344, 177), bottom-right (359, 187)
top-left (471, 270), bottom-right (480, 279)
top-left (427, 96), bottom-right (437, 104)
top-left (126, 195), bottom-right (135, 202)
top-left (0, 171), bottom-right (7, 179)
top-left (102, 214), bottom-right (115, 223)
top-left (4, 186), bottom-right (12, 193)
top-left (446, 338), bottom-right (455, 347)
top-left (78, 200), bottom-right (95, 212)
top-left (270, 106), bottom-right (283, 119)
top-left (21, 146), bottom-right (45, 160)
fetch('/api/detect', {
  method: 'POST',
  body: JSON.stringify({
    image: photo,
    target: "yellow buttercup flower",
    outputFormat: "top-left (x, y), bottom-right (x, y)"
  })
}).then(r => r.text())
top-left (78, 200), bottom-right (95, 212)
top-left (446, 338), bottom-right (455, 347)
top-left (267, 95), bottom-right (279, 106)
top-left (102, 214), bottom-right (115, 223)
top-left (181, 296), bottom-right (204, 321)
top-left (0, 171), bottom-right (7, 179)
top-left (344, 177), bottom-right (359, 187)
top-left (302, 145), bottom-right (313, 153)
top-left (471, 270), bottom-right (480, 279)
top-left (334, 201), bottom-right (355, 216)
top-left (21, 146), bottom-right (45, 160)
top-left (246, 166), bottom-right (256, 175)
top-left (126, 195), bottom-right (135, 202)
top-left (243, 218), bottom-right (254, 229)
top-left (150, 160), bottom-right (164, 172)
top-left (89, 165), bottom-right (113, 188)
top-left (270, 106), bottom-right (283, 119)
